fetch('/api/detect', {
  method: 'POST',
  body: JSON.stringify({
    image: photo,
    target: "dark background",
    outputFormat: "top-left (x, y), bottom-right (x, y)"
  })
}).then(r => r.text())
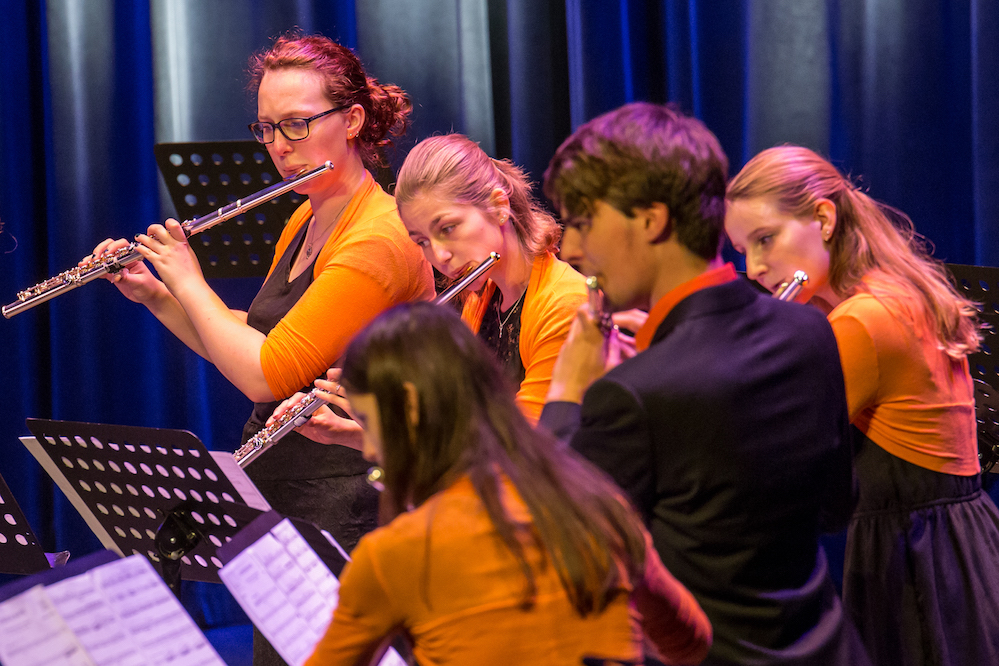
top-left (1, 0), bottom-right (997, 637)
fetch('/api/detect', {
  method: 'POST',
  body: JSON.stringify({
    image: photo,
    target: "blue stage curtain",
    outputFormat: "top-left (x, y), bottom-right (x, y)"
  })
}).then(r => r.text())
top-left (1, 0), bottom-right (997, 633)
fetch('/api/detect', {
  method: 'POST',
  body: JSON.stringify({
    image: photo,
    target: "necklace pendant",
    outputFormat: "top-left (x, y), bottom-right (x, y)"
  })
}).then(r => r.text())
top-left (305, 244), bottom-right (313, 259)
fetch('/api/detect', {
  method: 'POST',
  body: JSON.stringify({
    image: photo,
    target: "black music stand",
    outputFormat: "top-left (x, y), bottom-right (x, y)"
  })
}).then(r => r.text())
top-left (217, 509), bottom-right (350, 578)
top-left (0, 471), bottom-right (51, 575)
top-left (21, 419), bottom-right (268, 585)
top-left (949, 263), bottom-right (999, 473)
top-left (154, 140), bottom-right (309, 278)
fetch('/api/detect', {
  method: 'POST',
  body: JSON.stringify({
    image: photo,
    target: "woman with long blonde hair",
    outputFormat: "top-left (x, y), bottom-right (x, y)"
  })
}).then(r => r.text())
top-left (394, 134), bottom-right (589, 424)
top-left (725, 145), bottom-right (999, 665)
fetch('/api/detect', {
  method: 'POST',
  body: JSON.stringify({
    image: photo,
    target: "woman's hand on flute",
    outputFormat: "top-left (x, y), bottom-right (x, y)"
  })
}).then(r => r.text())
top-left (89, 237), bottom-right (167, 305)
top-left (612, 308), bottom-right (648, 336)
top-left (133, 219), bottom-right (206, 298)
top-left (268, 370), bottom-right (364, 450)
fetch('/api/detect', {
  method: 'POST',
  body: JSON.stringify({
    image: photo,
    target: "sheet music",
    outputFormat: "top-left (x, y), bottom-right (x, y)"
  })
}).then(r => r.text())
top-left (211, 450), bottom-right (272, 511)
top-left (46, 572), bottom-right (144, 666)
top-left (0, 555), bottom-right (226, 666)
top-left (0, 585), bottom-right (97, 666)
top-left (220, 518), bottom-right (405, 666)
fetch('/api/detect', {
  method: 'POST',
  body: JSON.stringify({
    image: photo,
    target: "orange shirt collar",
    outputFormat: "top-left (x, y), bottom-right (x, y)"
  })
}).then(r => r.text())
top-left (635, 263), bottom-right (738, 352)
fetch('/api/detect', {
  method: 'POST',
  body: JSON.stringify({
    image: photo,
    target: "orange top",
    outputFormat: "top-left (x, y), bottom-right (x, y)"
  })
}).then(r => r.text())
top-left (635, 263), bottom-right (738, 352)
top-left (260, 173), bottom-right (435, 399)
top-left (305, 476), bottom-right (711, 666)
top-left (828, 276), bottom-right (979, 475)
top-left (461, 253), bottom-right (587, 423)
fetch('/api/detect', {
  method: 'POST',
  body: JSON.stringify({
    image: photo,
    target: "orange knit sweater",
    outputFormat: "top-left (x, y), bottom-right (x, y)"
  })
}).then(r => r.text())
top-left (828, 276), bottom-right (979, 475)
top-left (460, 253), bottom-right (587, 423)
top-left (259, 173), bottom-right (434, 399)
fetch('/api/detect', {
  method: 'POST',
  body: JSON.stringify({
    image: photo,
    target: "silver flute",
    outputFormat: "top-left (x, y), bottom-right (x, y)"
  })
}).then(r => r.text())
top-left (585, 276), bottom-right (615, 336)
top-left (233, 251), bottom-right (501, 469)
top-left (433, 251), bottom-right (500, 305)
top-left (2, 162), bottom-right (335, 318)
top-left (774, 270), bottom-right (809, 302)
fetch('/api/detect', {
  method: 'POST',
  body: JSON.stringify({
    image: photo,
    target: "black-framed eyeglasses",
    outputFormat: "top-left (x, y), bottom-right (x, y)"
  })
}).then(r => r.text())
top-left (248, 105), bottom-right (348, 144)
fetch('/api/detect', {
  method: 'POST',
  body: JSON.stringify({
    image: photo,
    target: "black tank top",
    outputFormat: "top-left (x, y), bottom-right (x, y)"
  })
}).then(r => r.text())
top-left (477, 287), bottom-right (527, 387)
top-left (240, 222), bottom-right (369, 482)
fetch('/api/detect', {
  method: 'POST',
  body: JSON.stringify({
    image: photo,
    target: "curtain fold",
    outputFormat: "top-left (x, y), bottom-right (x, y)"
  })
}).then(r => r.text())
top-left (972, 0), bottom-right (999, 267)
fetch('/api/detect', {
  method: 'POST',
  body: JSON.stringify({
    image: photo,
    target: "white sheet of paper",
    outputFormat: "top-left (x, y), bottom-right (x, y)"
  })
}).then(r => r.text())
top-left (88, 555), bottom-right (227, 665)
top-left (220, 529), bottom-right (331, 666)
top-left (220, 518), bottom-right (404, 666)
top-left (211, 450), bottom-right (272, 511)
top-left (46, 572), bottom-right (145, 666)
top-left (0, 585), bottom-right (97, 666)
top-left (0, 555), bottom-right (227, 666)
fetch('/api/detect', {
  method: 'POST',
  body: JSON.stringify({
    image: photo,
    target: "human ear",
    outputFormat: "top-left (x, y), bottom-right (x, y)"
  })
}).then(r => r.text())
top-left (345, 104), bottom-right (366, 140)
top-left (488, 188), bottom-right (511, 225)
top-left (637, 202), bottom-right (671, 243)
top-left (814, 199), bottom-right (837, 241)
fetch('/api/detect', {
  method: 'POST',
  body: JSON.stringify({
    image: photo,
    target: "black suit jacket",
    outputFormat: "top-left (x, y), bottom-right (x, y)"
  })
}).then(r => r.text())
top-left (542, 278), bottom-right (867, 665)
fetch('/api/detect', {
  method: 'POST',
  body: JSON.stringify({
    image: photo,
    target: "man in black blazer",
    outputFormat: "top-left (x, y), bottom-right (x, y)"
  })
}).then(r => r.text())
top-left (540, 103), bottom-right (868, 665)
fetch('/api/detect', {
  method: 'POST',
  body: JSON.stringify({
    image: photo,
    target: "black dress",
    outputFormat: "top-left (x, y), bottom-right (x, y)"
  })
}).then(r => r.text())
top-left (240, 223), bottom-right (379, 666)
top-left (843, 433), bottom-right (999, 666)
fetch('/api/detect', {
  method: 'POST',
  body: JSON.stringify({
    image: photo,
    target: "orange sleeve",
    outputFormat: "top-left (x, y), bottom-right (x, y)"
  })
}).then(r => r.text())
top-left (304, 536), bottom-right (404, 666)
top-left (516, 286), bottom-right (585, 424)
top-left (634, 531), bottom-right (713, 665)
top-left (828, 309), bottom-right (881, 422)
top-left (516, 257), bottom-right (587, 424)
top-left (261, 233), bottom-right (427, 399)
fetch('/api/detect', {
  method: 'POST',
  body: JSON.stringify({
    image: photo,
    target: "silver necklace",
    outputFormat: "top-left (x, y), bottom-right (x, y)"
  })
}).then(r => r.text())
top-left (497, 290), bottom-right (526, 340)
top-left (304, 199), bottom-right (350, 259)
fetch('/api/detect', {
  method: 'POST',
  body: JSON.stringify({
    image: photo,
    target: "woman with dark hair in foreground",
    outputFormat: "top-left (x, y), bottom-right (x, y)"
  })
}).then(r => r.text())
top-left (304, 303), bottom-right (711, 666)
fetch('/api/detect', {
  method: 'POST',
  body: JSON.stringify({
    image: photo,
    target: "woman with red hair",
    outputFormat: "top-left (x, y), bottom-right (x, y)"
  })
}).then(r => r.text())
top-left (93, 33), bottom-right (434, 665)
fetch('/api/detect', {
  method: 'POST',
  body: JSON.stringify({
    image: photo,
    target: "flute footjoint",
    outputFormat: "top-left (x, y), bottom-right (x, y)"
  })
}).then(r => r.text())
top-left (233, 390), bottom-right (330, 468)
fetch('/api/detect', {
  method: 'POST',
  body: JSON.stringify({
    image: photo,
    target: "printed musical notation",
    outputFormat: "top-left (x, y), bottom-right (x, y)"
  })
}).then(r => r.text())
top-left (219, 518), bottom-right (405, 666)
top-left (220, 519), bottom-right (341, 665)
top-left (0, 554), bottom-right (226, 666)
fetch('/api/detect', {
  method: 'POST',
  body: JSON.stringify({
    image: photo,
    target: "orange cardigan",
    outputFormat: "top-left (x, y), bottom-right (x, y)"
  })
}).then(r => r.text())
top-left (259, 173), bottom-right (435, 399)
top-left (461, 253), bottom-right (587, 423)
top-left (828, 276), bottom-right (979, 475)
top-left (305, 476), bottom-right (711, 666)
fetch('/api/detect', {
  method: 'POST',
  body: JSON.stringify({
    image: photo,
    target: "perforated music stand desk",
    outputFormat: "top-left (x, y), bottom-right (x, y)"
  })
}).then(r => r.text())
top-left (21, 418), bottom-right (269, 582)
top-left (950, 264), bottom-right (999, 390)
top-left (0, 470), bottom-right (50, 575)
top-left (947, 264), bottom-right (999, 473)
top-left (154, 140), bottom-right (309, 278)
